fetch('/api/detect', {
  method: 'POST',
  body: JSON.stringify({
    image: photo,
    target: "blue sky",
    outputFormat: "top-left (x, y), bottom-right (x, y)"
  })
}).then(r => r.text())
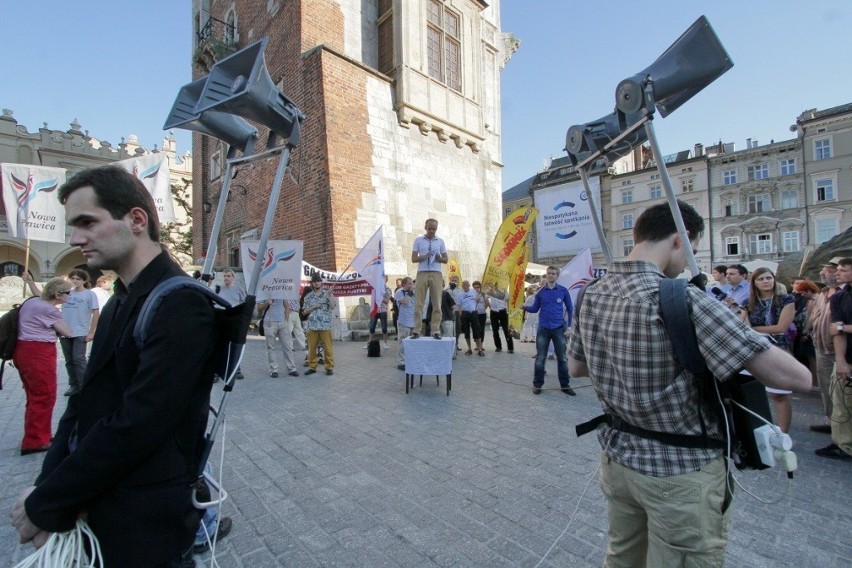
top-left (2, 2), bottom-right (851, 192)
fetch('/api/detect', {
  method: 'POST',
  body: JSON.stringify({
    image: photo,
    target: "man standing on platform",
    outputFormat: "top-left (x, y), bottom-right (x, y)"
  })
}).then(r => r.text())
top-left (411, 219), bottom-right (448, 339)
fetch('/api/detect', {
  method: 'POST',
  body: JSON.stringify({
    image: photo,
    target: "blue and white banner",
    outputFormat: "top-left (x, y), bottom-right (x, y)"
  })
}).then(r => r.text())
top-left (240, 239), bottom-right (304, 300)
top-left (534, 177), bottom-right (602, 256)
top-left (0, 163), bottom-right (67, 243)
top-left (115, 154), bottom-right (175, 222)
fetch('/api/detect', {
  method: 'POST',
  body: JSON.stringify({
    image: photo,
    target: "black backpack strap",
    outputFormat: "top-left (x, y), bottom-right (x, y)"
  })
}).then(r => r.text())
top-left (576, 412), bottom-right (724, 448)
top-left (134, 276), bottom-right (231, 350)
top-left (659, 279), bottom-right (707, 375)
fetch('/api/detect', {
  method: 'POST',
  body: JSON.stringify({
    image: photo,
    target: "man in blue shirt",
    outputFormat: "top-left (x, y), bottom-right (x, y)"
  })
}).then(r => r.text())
top-left (523, 266), bottom-right (574, 395)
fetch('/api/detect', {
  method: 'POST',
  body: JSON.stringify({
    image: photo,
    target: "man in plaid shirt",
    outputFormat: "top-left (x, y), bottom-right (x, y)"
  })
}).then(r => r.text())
top-left (568, 201), bottom-right (810, 567)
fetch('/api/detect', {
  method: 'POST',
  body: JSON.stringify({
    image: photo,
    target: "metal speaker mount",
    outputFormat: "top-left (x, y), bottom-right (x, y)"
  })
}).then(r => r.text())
top-left (164, 78), bottom-right (258, 154)
top-left (194, 37), bottom-right (306, 145)
top-left (565, 109), bottom-right (647, 167)
top-left (615, 15), bottom-right (734, 117)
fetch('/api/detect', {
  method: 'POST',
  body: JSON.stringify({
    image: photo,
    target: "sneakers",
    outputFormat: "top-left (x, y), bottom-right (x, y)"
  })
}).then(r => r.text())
top-left (270, 372), bottom-right (279, 378)
top-left (432, 333), bottom-right (442, 340)
top-left (410, 333), bottom-right (420, 339)
top-left (532, 387), bottom-right (542, 395)
top-left (495, 347), bottom-right (502, 352)
top-left (305, 369), bottom-right (316, 375)
top-left (235, 372), bottom-right (245, 380)
top-left (507, 350), bottom-right (514, 354)
top-left (289, 371), bottom-right (300, 377)
top-left (478, 351), bottom-right (484, 357)
top-left (193, 516), bottom-right (233, 554)
top-left (383, 341), bottom-right (389, 349)
top-left (815, 443), bottom-right (851, 460)
top-left (562, 386), bottom-right (577, 396)
top-left (326, 369), bottom-right (334, 376)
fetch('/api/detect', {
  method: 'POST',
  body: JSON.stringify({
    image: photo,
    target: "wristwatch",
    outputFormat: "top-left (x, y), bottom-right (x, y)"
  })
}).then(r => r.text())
top-left (838, 323), bottom-right (845, 332)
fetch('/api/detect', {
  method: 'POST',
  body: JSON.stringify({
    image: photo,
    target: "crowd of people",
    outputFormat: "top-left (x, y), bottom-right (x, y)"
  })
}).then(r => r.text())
top-left (6, 181), bottom-right (848, 566)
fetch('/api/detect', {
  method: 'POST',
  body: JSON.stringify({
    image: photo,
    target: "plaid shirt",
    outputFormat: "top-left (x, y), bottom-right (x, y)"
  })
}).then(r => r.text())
top-left (569, 261), bottom-right (771, 476)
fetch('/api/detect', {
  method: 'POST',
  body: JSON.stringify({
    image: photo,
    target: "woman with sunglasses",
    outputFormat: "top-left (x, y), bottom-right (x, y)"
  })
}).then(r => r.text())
top-left (15, 277), bottom-right (73, 455)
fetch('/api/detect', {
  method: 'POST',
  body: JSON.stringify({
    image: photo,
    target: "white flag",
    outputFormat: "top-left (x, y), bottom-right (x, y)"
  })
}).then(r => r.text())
top-left (1, 163), bottom-right (67, 243)
top-left (240, 239), bottom-right (303, 300)
top-left (558, 247), bottom-right (594, 312)
top-left (348, 227), bottom-right (385, 316)
top-left (115, 154), bottom-right (175, 222)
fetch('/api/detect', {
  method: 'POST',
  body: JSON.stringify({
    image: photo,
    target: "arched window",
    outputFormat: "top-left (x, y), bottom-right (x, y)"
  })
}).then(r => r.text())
top-left (0, 262), bottom-right (24, 277)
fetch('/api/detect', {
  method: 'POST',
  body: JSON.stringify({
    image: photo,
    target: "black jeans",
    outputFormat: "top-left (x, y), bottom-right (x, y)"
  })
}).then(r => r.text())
top-left (490, 309), bottom-right (513, 351)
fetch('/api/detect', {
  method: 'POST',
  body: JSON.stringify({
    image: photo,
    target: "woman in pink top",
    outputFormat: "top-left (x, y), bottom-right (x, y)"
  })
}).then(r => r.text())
top-left (14, 277), bottom-right (73, 455)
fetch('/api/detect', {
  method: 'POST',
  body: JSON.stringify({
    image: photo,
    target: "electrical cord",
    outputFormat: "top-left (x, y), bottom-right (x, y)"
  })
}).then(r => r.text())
top-left (13, 518), bottom-right (103, 568)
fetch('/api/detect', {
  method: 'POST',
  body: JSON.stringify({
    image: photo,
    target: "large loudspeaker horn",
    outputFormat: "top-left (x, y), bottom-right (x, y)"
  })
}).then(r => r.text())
top-left (615, 15), bottom-right (733, 118)
top-left (565, 110), bottom-right (647, 166)
top-left (194, 37), bottom-right (305, 143)
top-left (164, 78), bottom-right (258, 154)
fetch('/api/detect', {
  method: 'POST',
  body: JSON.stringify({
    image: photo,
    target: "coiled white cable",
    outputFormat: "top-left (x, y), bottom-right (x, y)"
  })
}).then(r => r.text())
top-left (14, 518), bottom-right (103, 568)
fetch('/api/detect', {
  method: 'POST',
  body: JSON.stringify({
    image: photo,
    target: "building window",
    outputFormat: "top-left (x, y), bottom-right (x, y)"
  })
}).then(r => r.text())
top-left (816, 178), bottom-right (835, 201)
top-left (780, 159), bottom-right (796, 176)
top-left (377, 0), bottom-right (394, 74)
top-left (723, 170), bottom-right (737, 185)
top-left (681, 178), bottom-right (694, 192)
top-left (747, 164), bottom-right (769, 181)
top-left (814, 138), bottom-right (831, 160)
top-left (649, 173), bottom-right (660, 180)
top-left (747, 193), bottom-right (770, 214)
top-left (781, 189), bottom-right (798, 209)
top-left (816, 219), bottom-right (837, 244)
top-left (782, 231), bottom-right (800, 252)
top-left (224, 9), bottom-right (237, 44)
top-left (621, 180), bottom-right (632, 186)
top-left (649, 184), bottom-right (662, 199)
top-left (622, 238), bottom-right (634, 256)
top-left (725, 237), bottom-right (739, 256)
top-left (749, 233), bottom-right (773, 255)
top-left (209, 149), bottom-right (221, 180)
top-left (427, 0), bottom-right (461, 91)
top-left (724, 199), bottom-right (739, 217)
top-left (622, 189), bottom-right (633, 204)
top-left (622, 214), bottom-right (633, 229)
top-left (504, 207), bottom-right (511, 217)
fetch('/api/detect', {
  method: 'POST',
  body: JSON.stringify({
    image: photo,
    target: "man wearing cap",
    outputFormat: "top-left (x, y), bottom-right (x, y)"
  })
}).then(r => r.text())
top-left (302, 274), bottom-right (335, 376)
top-left (810, 257), bottom-right (841, 433)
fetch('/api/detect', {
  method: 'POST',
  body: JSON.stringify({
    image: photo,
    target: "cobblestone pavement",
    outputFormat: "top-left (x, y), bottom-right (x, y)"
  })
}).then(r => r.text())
top-left (1, 336), bottom-right (850, 567)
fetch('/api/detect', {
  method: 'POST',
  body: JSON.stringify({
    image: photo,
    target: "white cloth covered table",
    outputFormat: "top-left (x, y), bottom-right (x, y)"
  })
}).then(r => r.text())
top-left (402, 337), bottom-right (454, 394)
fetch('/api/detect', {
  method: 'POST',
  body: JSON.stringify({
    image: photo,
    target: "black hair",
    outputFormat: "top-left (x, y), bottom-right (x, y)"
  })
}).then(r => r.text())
top-left (633, 200), bottom-right (704, 244)
top-left (59, 166), bottom-right (160, 242)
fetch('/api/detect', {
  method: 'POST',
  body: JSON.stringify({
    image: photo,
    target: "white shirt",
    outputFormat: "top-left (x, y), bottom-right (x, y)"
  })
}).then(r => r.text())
top-left (412, 234), bottom-right (446, 273)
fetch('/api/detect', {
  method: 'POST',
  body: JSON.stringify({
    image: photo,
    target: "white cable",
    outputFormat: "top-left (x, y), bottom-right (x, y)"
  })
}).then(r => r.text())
top-left (534, 436), bottom-right (611, 568)
top-left (713, 380), bottom-right (735, 503)
top-left (730, 470), bottom-right (792, 505)
top-left (14, 518), bottom-right (103, 568)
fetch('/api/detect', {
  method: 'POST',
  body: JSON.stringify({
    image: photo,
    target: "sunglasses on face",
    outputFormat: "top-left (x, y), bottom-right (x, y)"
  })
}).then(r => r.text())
top-left (59, 290), bottom-right (72, 295)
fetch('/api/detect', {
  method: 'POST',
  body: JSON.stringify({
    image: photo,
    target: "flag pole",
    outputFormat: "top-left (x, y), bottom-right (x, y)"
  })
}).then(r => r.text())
top-left (327, 226), bottom-right (383, 294)
top-left (22, 238), bottom-right (31, 297)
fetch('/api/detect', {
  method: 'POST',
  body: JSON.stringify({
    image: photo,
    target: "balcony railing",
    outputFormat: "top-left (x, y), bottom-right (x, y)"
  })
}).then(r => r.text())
top-left (195, 17), bottom-right (238, 65)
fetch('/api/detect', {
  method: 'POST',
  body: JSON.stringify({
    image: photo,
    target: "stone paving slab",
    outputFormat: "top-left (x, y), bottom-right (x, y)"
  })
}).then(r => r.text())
top-left (0, 335), bottom-right (850, 566)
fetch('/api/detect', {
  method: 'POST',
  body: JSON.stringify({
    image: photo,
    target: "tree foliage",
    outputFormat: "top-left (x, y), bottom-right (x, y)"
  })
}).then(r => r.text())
top-left (160, 177), bottom-right (193, 259)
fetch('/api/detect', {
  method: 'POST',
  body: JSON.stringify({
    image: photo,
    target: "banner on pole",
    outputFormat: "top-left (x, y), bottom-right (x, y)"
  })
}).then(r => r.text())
top-left (534, 177), bottom-right (602, 257)
top-left (481, 205), bottom-right (538, 300)
top-left (240, 239), bottom-right (303, 300)
top-left (557, 248), bottom-right (595, 312)
top-left (0, 163), bottom-right (67, 243)
top-left (115, 154), bottom-right (176, 222)
top-left (448, 258), bottom-right (462, 282)
top-left (507, 241), bottom-right (531, 333)
top-left (348, 227), bottom-right (385, 316)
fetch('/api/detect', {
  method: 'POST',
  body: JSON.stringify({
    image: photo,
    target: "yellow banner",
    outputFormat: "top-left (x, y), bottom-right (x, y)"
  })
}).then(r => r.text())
top-left (448, 258), bottom-right (462, 282)
top-left (508, 241), bottom-right (529, 333)
top-left (481, 205), bottom-right (538, 312)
